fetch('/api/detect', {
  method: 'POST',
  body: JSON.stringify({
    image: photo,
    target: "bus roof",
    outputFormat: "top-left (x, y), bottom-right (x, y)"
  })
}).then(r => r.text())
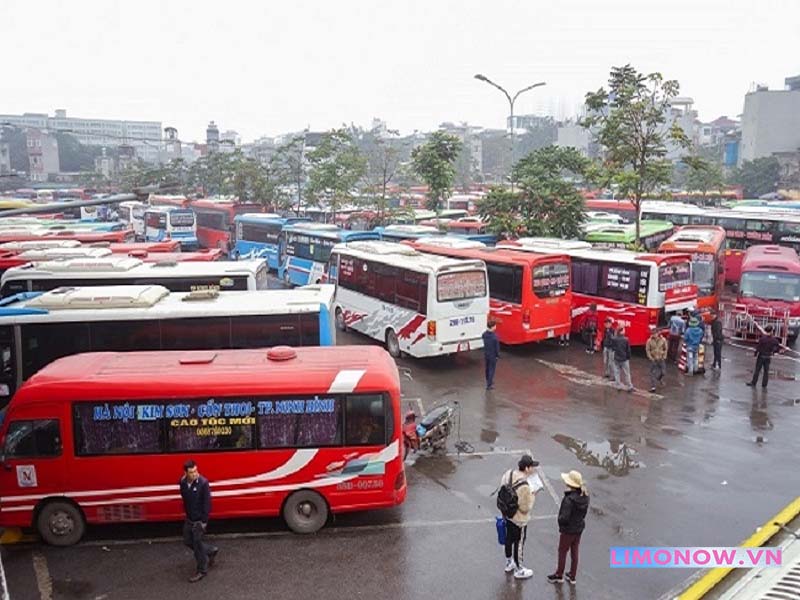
top-left (334, 241), bottom-right (486, 274)
top-left (234, 213), bottom-right (284, 222)
top-left (500, 239), bottom-right (688, 266)
top-left (503, 238), bottom-right (592, 251)
top-left (411, 240), bottom-right (567, 267)
top-left (0, 240), bottom-right (82, 251)
top-left (1, 258), bottom-right (266, 281)
top-left (13, 247), bottom-right (113, 261)
top-left (145, 205), bottom-right (193, 214)
top-left (741, 245), bottom-right (800, 274)
top-left (0, 284), bottom-right (335, 323)
top-left (17, 345), bottom-right (398, 399)
top-left (283, 223), bottom-right (381, 241)
top-left (583, 220), bottom-right (673, 241)
top-left (380, 224), bottom-right (442, 237)
top-left (658, 225), bottom-right (726, 251)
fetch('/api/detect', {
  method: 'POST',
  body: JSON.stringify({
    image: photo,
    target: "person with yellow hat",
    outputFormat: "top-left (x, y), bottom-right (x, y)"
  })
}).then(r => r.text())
top-left (547, 470), bottom-right (589, 585)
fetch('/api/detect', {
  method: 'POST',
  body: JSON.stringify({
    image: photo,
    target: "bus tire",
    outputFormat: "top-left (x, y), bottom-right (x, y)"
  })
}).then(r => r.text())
top-left (385, 329), bottom-right (401, 358)
top-left (283, 490), bottom-right (328, 534)
top-left (335, 308), bottom-right (347, 332)
top-left (36, 500), bottom-right (85, 546)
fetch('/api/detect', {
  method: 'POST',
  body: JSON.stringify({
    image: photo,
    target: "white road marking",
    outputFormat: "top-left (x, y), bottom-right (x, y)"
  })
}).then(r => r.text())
top-left (32, 552), bottom-right (52, 600)
top-left (0, 548), bottom-right (9, 600)
top-left (76, 514), bottom-right (563, 548)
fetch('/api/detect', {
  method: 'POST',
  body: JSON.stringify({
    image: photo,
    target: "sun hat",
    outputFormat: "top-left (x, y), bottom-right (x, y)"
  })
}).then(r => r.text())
top-left (561, 470), bottom-right (584, 489)
top-left (689, 317), bottom-right (700, 327)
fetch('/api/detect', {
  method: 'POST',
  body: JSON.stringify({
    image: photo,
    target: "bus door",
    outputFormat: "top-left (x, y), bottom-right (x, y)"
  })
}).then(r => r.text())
top-left (0, 402), bottom-right (65, 499)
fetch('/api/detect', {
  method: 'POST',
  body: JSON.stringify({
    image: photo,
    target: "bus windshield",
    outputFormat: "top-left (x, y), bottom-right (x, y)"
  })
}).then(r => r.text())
top-left (436, 270), bottom-right (486, 302)
top-left (691, 254), bottom-right (717, 295)
top-left (658, 262), bottom-right (692, 291)
top-left (740, 271), bottom-right (800, 302)
top-left (170, 211), bottom-right (195, 227)
top-left (532, 262), bottom-right (570, 297)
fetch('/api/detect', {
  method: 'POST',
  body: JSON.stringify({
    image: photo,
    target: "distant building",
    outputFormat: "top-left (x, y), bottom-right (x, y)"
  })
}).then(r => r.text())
top-left (665, 97), bottom-right (698, 161)
top-left (161, 126), bottom-right (182, 163)
top-left (556, 121), bottom-right (592, 156)
top-left (94, 147), bottom-right (115, 179)
top-left (507, 114), bottom-right (554, 132)
top-left (206, 121), bottom-right (220, 154)
top-left (739, 76), bottom-right (800, 165)
top-left (0, 109), bottom-right (161, 163)
top-left (26, 129), bottom-right (60, 182)
top-left (439, 122), bottom-right (483, 179)
top-left (697, 116), bottom-right (739, 147)
top-left (0, 142), bottom-right (10, 176)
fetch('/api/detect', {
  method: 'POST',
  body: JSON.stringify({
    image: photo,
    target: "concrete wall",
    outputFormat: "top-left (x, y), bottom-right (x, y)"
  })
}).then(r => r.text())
top-left (740, 90), bottom-right (800, 164)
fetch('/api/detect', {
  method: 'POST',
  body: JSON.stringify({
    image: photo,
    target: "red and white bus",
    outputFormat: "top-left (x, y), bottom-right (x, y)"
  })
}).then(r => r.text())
top-left (409, 238), bottom-right (572, 344)
top-left (498, 238), bottom-right (697, 346)
top-left (658, 226), bottom-right (726, 317)
top-left (189, 198), bottom-right (264, 251)
top-left (737, 245), bottom-right (800, 344)
top-left (0, 345), bottom-right (404, 545)
top-left (0, 228), bottom-right (133, 245)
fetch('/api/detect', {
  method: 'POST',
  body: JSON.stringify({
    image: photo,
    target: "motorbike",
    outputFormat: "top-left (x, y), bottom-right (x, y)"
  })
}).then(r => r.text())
top-left (402, 404), bottom-right (454, 460)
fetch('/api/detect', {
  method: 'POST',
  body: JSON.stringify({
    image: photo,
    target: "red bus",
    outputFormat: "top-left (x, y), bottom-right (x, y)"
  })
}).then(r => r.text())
top-left (0, 345), bottom-right (406, 545)
top-left (409, 238), bottom-right (572, 344)
top-left (0, 228), bottom-right (133, 245)
top-left (447, 219), bottom-right (490, 235)
top-left (737, 245), bottom-right (800, 344)
top-left (585, 199), bottom-right (637, 222)
top-left (189, 198), bottom-right (265, 251)
top-left (127, 249), bottom-right (224, 262)
top-left (499, 238), bottom-right (697, 346)
top-left (658, 226), bottom-right (726, 317)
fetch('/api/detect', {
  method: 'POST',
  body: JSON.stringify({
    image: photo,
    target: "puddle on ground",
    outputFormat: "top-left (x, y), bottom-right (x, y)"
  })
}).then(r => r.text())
top-left (552, 433), bottom-right (642, 476)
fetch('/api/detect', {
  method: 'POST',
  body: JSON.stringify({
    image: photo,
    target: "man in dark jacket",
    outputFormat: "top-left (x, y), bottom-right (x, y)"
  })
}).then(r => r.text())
top-left (483, 320), bottom-right (501, 390)
top-left (710, 311), bottom-right (724, 370)
top-left (601, 318), bottom-right (616, 379)
top-left (582, 304), bottom-right (598, 354)
top-left (612, 326), bottom-right (633, 392)
top-left (747, 325), bottom-right (782, 388)
top-left (547, 470), bottom-right (590, 585)
top-left (180, 460), bottom-right (218, 582)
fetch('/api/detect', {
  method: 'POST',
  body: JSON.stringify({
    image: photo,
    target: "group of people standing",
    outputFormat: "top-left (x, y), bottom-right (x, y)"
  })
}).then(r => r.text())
top-left (497, 455), bottom-right (589, 585)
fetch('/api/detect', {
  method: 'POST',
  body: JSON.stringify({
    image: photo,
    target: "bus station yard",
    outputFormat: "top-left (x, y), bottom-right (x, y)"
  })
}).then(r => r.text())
top-left (3, 328), bottom-right (799, 600)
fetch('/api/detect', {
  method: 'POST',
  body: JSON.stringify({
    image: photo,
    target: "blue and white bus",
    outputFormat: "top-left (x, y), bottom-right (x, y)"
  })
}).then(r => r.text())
top-left (374, 224), bottom-right (497, 246)
top-left (232, 213), bottom-right (310, 269)
top-left (278, 223), bottom-right (380, 286)
top-left (144, 206), bottom-right (198, 250)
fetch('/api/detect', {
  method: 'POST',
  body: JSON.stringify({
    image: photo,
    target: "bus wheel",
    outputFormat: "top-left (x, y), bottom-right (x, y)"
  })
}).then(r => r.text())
top-left (283, 490), bottom-right (328, 534)
top-left (335, 308), bottom-right (347, 332)
top-left (385, 329), bottom-right (401, 358)
top-left (36, 500), bottom-right (85, 546)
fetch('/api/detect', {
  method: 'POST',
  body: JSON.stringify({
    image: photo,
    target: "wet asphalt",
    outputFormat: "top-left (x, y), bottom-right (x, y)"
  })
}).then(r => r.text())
top-left (2, 329), bottom-right (799, 600)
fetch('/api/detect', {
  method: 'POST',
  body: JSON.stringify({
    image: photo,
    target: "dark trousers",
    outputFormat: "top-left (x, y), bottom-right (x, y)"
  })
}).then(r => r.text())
top-left (555, 532), bottom-right (582, 578)
top-left (750, 356), bottom-right (771, 388)
top-left (183, 520), bottom-right (216, 574)
top-left (667, 334), bottom-right (681, 362)
top-left (504, 520), bottom-right (525, 566)
top-left (584, 330), bottom-right (596, 351)
top-left (712, 340), bottom-right (723, 368)
top-left (485, 358), bottom-right (497, 388)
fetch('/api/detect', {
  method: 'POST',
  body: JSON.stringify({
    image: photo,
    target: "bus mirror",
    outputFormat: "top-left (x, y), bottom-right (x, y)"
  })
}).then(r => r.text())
top-left (731, 283), bottom-right (738, 293)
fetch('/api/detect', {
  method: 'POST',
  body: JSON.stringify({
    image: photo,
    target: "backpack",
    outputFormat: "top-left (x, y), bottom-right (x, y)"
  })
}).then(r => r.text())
top-left (496, 471), bottom-right (528, 519)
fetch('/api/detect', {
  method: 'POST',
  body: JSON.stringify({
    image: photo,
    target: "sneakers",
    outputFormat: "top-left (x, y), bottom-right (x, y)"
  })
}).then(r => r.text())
top-left (649, 387), bottom-right (656, 393)
top-left (746, 382), bottom-right (755, 387)
top-left (514, 567), bottom-right (533, 579)
top-left (188, 572), bottom-right (206, 583)
top-left (565, 573), bottom-right (576, 585)
top-left (504, 559), bottom-right (516, 573)
top-left (546, 573), bottom-right (563, 583)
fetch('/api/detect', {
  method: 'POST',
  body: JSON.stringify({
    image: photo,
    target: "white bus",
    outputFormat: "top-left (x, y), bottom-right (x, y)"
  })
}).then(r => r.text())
top-left (0, 257), bottom-right (269, 298)
top-left (119, 200), bottom-right (147, 240)
top-left (144, 206), bottom-right (199, 250)
top-left (0, 284), bottom-right (336, 402)
top-left (327, 240), bottom-right (489, 358)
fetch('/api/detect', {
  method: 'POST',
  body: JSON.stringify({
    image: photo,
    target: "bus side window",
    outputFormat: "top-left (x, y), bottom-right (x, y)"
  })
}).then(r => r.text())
top-left (345, 395), bottom-right (386, 446)
top-left (20, 323), bottom-right (91, 380)
top-left (4, 420), bottom-right (61, 458)
top-left (0, 326), bottom-right (15, 398)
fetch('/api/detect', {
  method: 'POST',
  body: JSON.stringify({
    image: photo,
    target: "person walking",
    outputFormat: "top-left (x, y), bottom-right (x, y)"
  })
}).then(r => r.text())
top-left (684, 317), bottom-right (704, 376)
top-left (547, 470), bottom-right (590, 585)
top-left (180, 460), bottom-right (218, 582)
top-left (582, 304), bottom-right (598, 354)
top-left (498, 455), bottom-right (539, 580)
top-left (601, 318), bottom-right (616, 379)
top-left (710, 311), bottom-right (724, 370)
top-left (483, 320), bottom-right (501, 390)
top-left (645, 325), bottom-right (667, 392)
top-left (612, 326), bottom-right (633, 392)
top-left (747, 325), bottom-right (782, 389)
top-left (667, 311), bottom-right (686, 362)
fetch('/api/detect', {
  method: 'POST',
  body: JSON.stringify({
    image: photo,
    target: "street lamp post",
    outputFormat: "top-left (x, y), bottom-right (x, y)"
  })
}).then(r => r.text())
top-left (474, 74), bottom-right (546, 191)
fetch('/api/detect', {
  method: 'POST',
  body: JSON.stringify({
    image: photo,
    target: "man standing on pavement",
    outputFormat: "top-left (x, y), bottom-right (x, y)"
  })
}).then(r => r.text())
top-left (710, 311), bottom-right (724, 370)
top-left (684, 317), bottom-right (704, 376)
top-left (582, 304), bottom-right (598, 354)
top-left (601, 318), bottom-right (616, 379)
top-left (483, 319), bottom-right (501, 390)
top-left (645, 325), bottom-right (667, 393)
top-left (667, 311), bottom-right (686, 362)
top-left (747, 325), bottom-right (782, 389)
top-left (612, 326), bottom-right (634, 392)
top-left (180, 460), bottom-right (218, 582)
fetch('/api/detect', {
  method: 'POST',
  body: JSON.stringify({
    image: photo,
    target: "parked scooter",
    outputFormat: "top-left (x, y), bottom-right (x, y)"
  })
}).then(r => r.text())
top-left (402, 404), bottom-right (454, 459)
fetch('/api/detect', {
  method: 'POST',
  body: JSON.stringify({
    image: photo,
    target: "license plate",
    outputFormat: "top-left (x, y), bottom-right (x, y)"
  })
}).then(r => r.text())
top-left (547, 329), bottom-right (555, 339)
top-left (458, 342), bottom-right (470, 352)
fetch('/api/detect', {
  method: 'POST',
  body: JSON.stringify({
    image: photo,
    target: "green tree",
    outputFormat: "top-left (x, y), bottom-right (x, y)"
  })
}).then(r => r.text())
top-left (306, 128), bottom-right (367, 220)
top-left (361, 129), bottom-right (403, 225)
top-left (479, 145), bottom-right (589, 239)
top-left (411, 131), bottom-right (461, 213)
top-left (685, 158), bottom-right (724, 197)
top-left (583, 64), bottom-right (692, 247)
top-left (731, 156), bottom-right (781, 198)
top-left (272, 136), bottom-right (306, 213)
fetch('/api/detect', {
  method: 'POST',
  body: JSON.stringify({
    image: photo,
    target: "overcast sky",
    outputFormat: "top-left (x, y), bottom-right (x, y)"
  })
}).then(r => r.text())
top-left (4, 0), bottom-right (798, 143)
